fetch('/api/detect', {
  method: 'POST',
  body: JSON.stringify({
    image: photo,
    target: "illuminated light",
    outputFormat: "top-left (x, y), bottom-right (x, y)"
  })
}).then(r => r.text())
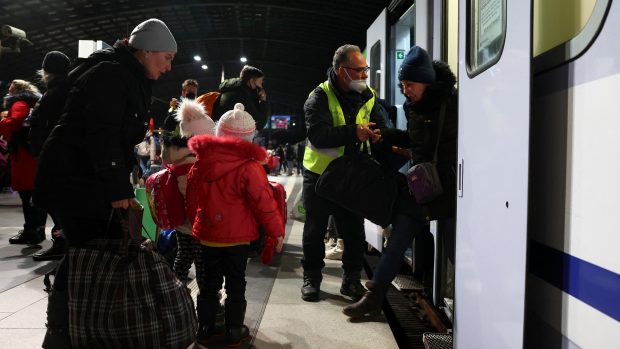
top-left (240, 57), bottom-right (248, 63)
top-left (193, 55), bottom-right (201, 61)
top-left (201, 65), bottom-right (208, 70)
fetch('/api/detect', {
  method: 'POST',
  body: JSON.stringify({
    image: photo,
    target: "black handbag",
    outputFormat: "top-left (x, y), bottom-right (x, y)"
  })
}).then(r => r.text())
top-left (315, 143), bottom-right (401, 227)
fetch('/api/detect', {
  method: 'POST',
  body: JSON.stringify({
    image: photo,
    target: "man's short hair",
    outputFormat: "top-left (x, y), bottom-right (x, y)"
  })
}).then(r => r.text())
top-left (332, 44), bottom-right (361, 70)
top-left (240, 65), bottom-right (264, 82)
top-left (182, 79), bottom-right (199, 90)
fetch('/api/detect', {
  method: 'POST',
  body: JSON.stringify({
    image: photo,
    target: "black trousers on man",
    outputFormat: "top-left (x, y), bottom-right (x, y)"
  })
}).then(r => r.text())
top-left (301, 170), bottom-right (365, 279)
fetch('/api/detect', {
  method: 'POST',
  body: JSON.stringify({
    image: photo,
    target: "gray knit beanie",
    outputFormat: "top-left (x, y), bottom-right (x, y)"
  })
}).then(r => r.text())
top-left (129, 19), bottom-right (177, 52)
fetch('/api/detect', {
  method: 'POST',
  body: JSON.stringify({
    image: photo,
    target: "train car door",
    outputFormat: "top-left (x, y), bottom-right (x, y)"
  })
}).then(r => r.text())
top-left (364, 9), bottom-right (387, 252)
top-left (455, 1), bottom-right (531, 348)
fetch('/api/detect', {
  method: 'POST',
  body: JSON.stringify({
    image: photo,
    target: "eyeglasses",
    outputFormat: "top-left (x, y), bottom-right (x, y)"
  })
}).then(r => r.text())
top-left (342, 66), bottom-right (370, 74)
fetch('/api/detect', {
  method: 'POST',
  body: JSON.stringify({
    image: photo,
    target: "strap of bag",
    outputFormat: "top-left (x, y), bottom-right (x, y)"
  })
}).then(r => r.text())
top-left (432, 100), bottom-right (448, 164)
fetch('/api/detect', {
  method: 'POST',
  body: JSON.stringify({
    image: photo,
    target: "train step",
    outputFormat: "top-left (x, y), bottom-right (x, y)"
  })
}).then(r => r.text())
top-left (423, 332), bottom-right (453, 349)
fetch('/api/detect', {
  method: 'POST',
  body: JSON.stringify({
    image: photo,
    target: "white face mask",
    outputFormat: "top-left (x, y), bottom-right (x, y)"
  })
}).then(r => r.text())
top-left (344, 68), bottom-right (367, 94)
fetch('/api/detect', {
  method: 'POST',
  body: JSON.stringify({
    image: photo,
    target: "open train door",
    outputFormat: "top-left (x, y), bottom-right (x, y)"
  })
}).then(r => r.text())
top-left (455, 1), bottom-right (531, 348)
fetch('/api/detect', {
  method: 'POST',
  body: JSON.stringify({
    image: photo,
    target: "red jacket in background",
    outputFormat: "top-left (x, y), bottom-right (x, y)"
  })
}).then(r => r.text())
top-left (0, 99), bottom-right (37, 191)
top-left (186, 135), bottom-right (284, 244)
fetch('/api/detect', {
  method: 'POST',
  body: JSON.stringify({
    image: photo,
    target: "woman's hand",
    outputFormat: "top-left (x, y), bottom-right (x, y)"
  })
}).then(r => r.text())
top-left (392, 146), bottom-right (412, 160)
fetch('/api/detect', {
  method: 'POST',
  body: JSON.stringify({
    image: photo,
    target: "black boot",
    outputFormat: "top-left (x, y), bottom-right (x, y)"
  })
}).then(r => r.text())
top-left (33, 237), bottom-right (66, 261)
top-left (342, 281), bottom-right (388, 318)
top-left (196, 294), bottom-right (224, 346)
top-left (9, 228), bottom-right (44, 245)
top-left (225, 300), bottom-right (250, 347)
top-left (340, 272), bottom-right (366, 301)
top-left (42, 288), bottom-right (71, 348)
top-left (300, 270), bottom-right (322, 302)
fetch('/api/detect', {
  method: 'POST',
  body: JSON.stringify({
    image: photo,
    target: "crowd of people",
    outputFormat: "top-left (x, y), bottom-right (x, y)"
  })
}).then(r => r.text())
top-left (0, 16), bottom-right (457, 348)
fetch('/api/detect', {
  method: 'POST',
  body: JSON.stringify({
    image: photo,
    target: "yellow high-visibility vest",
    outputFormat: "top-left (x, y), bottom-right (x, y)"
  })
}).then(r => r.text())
top-left (303, 81), bottom-right (375, 175)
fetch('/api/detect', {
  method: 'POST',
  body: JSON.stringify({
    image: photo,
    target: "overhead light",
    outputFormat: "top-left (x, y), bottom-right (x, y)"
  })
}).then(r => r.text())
top-left (201, 64), bottom-right (208, 70)
top-left (193, 55), bottom-right (201, 61)
top-left (240, 57), bottom-right (247, 63)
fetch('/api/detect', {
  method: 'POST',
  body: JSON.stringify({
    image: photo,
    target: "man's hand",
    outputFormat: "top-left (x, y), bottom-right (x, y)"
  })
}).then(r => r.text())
top-left (258, 88), bottom-right (267, 102)
top-left (356, 122), bottom-right (382, 143)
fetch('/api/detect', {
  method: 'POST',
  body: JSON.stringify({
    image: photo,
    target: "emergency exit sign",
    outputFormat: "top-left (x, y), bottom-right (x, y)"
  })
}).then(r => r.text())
top-left (396, 50), bottom-right (405, 59)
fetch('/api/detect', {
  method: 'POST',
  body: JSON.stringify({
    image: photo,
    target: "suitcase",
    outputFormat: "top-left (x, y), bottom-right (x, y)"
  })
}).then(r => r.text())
top-left (269, 181), bottom-right (287, 229)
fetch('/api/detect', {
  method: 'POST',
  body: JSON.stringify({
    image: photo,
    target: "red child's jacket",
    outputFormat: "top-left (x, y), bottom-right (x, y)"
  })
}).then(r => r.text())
top-left (186, 135), bottom-right (284, 244)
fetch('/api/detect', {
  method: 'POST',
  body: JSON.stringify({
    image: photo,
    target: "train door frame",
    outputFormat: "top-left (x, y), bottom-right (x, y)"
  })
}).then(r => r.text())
top-left (455, 0), bottom-right (531, 348)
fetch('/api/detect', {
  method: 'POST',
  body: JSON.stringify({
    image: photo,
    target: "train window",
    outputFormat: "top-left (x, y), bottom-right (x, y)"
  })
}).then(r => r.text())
top-left (533, 0), bottom-right (611, 73)
top-left (466, 0), bottom-right (506, 77)
top-left (369, 41), bottom-right (381, 97)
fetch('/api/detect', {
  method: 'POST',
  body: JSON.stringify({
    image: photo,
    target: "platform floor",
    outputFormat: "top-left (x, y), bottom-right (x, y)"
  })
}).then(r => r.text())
top-left (0, 174), bottom-right (397, 349)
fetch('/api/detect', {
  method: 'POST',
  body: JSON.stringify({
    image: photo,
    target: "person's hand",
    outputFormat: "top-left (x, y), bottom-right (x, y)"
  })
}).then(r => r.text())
top-left (169, 98), bottom-right (178, 109)
top-left (392, 146), bottom-right (412, 160)
top-left (275, 236), bottom-right (284, 253)
top-left (258, 88), bottom-right (267, 102)
top-left (355, 122), bottom-right (376, 142)
top-left (0, 110), bottom-right (7, 119)
top-left (370, 128), bottom-right (382, 143)
top-left (111, 198), bottom-right (133, 209)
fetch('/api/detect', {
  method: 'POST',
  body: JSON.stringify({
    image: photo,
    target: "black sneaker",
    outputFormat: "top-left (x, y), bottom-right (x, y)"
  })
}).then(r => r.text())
top-left (33, 238), bottom-right (66, 261)
top-left (301, 277), bottom-right (321, 302)
top-left (9, 229), bottom-right (44, 245)
top-left (340, 278), bottom-right (366, 301)
top-left (225, 325), bottom-right (250, 347)
top-left (196, 324), bottom-right (225, 346)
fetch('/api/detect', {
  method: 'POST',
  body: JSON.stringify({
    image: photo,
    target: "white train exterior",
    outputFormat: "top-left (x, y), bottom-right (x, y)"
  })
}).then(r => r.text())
top-left (365, 1), bottom-right (619, 348)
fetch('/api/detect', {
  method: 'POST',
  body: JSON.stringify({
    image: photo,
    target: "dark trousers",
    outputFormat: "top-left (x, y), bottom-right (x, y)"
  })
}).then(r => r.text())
top-left (18, 190), bottom-right (47, 231)
top-left (301, 170), bottom-right (365, 277)
top-left (372, 213), bottom-right (431, 286)
top-left (200, 244), bottom-right (249, 326)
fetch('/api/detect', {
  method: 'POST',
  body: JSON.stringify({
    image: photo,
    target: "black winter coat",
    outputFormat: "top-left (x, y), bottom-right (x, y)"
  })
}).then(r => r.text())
top-left (212, 77), bottom-right (269, 130)
top-left (303, 68), bottom-right (386, 166)
top-left (384, 61), bottom-right (458, 221)
top-left (29, 75), bottom-right (71, 157)
top-left (33, 41), bottom-right (151, 241)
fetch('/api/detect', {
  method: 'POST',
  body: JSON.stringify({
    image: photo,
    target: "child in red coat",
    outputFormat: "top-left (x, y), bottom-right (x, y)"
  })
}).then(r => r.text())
top-left (186, 103), bottom-right (284, 347)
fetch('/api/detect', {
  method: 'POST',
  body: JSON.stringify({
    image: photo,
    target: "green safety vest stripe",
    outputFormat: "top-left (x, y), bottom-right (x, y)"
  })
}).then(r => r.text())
top-left (303, 81), bottom-right (375, 175)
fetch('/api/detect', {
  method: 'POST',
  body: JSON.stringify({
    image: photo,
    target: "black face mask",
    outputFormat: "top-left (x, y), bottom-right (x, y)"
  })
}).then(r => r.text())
top-left (185, 92), bottom-right (196, 100)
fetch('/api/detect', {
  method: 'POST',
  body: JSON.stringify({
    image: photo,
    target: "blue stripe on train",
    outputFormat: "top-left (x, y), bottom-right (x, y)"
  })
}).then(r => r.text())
top-left (529, 240), bottom-right (620, 322)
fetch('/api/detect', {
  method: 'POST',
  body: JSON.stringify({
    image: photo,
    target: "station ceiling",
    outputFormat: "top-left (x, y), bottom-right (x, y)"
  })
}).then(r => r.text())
top-left (0, 0), bottom-right (393, 124)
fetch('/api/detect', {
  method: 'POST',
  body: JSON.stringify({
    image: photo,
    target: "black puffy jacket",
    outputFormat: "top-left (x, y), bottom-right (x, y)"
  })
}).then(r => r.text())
top-left (33, 41), bottom-right (152, 240)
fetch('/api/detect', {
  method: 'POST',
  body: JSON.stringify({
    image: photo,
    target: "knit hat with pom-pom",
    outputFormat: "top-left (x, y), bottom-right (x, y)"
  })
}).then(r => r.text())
top-left (175, 98), bottom-right (216, 137)
top-left (215, 102), bottom-right (256, 142)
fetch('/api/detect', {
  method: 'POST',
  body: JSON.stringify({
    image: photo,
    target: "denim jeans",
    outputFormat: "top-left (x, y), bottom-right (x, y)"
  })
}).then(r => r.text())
top-left (373, 213), bottom-right (430, 286)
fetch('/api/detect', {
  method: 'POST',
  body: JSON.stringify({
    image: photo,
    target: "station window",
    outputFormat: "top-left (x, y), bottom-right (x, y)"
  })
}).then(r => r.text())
top-left (467, 0), bottom-right (506, 76)
top-left (533, 0), bottom-right (611, 73)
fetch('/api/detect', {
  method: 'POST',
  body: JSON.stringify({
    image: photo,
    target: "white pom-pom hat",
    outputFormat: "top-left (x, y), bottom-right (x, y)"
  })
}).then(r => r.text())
top-left (215, 103), bottom-right (256, 141)
top-left (175, 98), bottom-right (216, 137)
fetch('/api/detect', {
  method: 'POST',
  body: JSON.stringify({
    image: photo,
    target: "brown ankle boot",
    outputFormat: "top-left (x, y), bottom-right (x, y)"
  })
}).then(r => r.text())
top-left (342, 281), bottom-right (387, 318)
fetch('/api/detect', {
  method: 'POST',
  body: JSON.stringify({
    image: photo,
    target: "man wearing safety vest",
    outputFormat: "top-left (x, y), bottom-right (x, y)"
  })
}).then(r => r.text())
top-left (301, 44), bottom-right (385, 302)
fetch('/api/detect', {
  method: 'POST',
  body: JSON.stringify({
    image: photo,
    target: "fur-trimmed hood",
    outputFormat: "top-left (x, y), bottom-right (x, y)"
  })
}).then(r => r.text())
top-left (188, 135), bottom-right (267, 181)
top-left (407, 60), bottom-right (456, 114)
top-left (3, 91), bottom-right (41, 110)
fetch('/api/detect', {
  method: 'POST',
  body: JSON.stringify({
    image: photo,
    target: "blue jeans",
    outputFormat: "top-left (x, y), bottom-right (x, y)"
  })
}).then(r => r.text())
top-left (373, 213), bottom-right (430, 286)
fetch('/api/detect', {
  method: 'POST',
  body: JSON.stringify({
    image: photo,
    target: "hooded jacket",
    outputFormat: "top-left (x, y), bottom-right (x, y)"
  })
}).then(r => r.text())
top-left (33, 40), bottom-right (152, 243)
top-left (212, 77), bottom-right (269, 130)
top-left (0, 91), bottom-right (41, 191)
top-left (186, 135), bottom-right (283, 244)
top-left (384, 60), bottom-right (458, 221)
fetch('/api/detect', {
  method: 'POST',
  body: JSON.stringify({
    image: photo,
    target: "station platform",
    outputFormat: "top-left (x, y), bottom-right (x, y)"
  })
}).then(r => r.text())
top-left (0, 174), bottom-right (398, 349)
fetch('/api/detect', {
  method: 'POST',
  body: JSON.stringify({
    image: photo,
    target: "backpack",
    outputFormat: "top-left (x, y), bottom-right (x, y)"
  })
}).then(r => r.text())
top-left (195, 91), bottom-right (221, 117)
top-left (269, 181), bottom-right (287, 229)
top-left (146, 163), bottom-right (193, 229)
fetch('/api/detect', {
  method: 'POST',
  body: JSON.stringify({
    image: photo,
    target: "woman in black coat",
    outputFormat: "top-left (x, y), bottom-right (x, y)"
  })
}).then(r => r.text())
top-left (343, 46), bottom-right (458, 318)
top-left (33, 19), bottom-right (177, 348)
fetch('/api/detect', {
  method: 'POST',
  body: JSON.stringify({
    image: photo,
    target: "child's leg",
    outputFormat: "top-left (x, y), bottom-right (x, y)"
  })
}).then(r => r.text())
top-left (173, 233), bottom-right (195, 283)
top-left (192, 238), bottom-right (206, 294)
top-left (196, 245), bottom-right (225, 343)
top-left (223, 245), bottom-right (251, 345)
